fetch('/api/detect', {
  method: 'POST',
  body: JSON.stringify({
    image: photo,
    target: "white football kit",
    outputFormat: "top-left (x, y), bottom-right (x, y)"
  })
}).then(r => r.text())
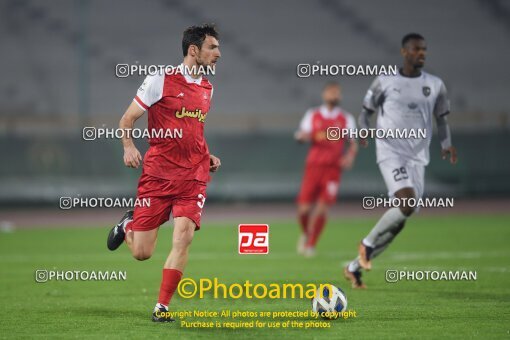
top-left (363, 70), bottom-right (450, 198)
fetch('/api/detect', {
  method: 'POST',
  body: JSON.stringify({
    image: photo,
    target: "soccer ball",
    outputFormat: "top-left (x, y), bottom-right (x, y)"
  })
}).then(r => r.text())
top-left (311, 284), bottom-right (348, 320)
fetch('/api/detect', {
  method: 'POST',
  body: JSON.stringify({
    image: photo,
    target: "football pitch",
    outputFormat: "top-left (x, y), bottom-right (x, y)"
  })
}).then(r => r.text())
top-left (1, 213), bottom-right (509, 339)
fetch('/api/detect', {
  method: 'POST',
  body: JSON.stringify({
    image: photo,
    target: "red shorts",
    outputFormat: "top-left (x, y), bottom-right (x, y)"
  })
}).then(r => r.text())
top-left (297, 164), bottom-right (341, 205)
top-left (130, 173), bottom-right (207, 231)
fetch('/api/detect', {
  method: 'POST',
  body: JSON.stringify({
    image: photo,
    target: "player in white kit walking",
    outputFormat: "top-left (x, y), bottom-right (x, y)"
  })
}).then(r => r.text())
top-left (344, 33), bottom-right (458, 288)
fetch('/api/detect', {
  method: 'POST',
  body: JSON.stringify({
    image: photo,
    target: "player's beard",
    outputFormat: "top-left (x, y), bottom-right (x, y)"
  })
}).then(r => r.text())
top-left (413, 57), bottom-right (425, 70)
top-left (195, 56), bottom-right (216, 74)
top-left (414, 62), bottom-right (424, 70)
top-left (326, 100), bottom-right (339, 108)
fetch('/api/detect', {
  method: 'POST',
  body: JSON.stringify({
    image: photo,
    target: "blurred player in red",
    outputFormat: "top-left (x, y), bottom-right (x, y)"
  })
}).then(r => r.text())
top-left (295, 82), bottom-right (358, 257)
top-left (106, 24), bottom-right (221, 322)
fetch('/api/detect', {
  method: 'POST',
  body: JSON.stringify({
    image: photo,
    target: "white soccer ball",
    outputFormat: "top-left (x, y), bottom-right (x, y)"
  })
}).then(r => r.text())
top-left (311, 284), bottom-right (348, 319)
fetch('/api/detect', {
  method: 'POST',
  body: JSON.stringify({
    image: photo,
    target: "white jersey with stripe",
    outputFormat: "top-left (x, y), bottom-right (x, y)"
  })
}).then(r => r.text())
top-left (363, 70), bottom-right (450, 166)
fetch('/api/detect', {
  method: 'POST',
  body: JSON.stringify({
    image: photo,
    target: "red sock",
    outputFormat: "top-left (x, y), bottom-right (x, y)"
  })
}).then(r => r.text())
top-left (157, 269), bottom-right (183, 307)
top-left (299, 213), bottom-right (309, 234)
top-left (306, 215), bottom-right (326, 247)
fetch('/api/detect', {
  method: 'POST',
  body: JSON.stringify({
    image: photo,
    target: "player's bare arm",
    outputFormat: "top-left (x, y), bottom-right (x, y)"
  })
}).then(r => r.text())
top-left (295, 108), bottom-right (315, 143)
top-left (436, 114), bottom-right (458, 165)
top-left (210, 154), bottom-right (221, 172)
top-left (442, 146), bottom-right (457, 164)
top-left (340, 138), bottom-right (359, 170)
top-left (357, 106), bottom-right (374, 148)
top-left (294, 130), bottom-right (311, 143)
top-left (119, 101), bottom-right (145, 168)
top-left (294, 130), bottom-right (328, 143)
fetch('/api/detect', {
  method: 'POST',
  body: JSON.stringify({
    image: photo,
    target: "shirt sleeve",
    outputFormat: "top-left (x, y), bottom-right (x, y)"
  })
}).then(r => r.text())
top-left (433, 81), bottom-right (450, 118)
top-left (362, 77), bottom-right (384, 111)
top-left (345, 112), bottom-right (357, 131)
top-left (133, 72), bottom-right (164, 110)
top-left (299, 109), bottom-right (314, 133)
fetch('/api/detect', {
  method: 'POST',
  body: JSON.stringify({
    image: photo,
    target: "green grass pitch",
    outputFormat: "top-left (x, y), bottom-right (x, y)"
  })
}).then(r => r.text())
top-left (1, 214), bottom-right (509, 339)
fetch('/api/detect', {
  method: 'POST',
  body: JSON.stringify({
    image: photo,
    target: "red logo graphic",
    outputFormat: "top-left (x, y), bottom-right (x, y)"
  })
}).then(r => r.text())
top-left (238, 224), bottom-right (269, 254)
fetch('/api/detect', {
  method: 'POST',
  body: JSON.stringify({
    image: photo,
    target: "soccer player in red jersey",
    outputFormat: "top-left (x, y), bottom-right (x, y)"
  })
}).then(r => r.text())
top-left (295, 82), bottom-right (358, 257)
top-left (106, 24), bottom-right (221, 322)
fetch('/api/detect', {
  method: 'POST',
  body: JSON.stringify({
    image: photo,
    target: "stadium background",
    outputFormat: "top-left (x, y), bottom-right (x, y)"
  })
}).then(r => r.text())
top-left (1, 1), bottom-right (510, 339)
top-left (1, 0), bottom-right (509, 206)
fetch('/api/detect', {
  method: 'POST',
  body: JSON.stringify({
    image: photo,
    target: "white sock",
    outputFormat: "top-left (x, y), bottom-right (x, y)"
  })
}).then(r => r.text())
top-left (363, 208), bottom-right (407, 247)
top-left (122, 219), bottom-right (132, 232)
top-left (362, 238), bottom-right (375, 248)
top-left (155, 303), bottom-right (168, 311)
top-left (348, 258), bottom-right (361, 272)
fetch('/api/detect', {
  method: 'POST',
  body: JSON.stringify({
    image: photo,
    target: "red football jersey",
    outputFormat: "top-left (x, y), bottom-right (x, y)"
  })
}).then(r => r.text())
top-left (133, 65), bottom-right (213, 182)
top-left (299, 105), bottom-right (356, 167)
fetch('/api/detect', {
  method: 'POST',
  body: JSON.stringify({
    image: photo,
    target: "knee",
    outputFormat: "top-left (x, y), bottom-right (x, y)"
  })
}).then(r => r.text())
top-left (315, 203), bottom-right (329, 216)
top-left (132, 249), bottom-right (153, 261)
top-left (396, 191), bottom-right (416, 217)
top-left (298, 204), bottom-right (311, 216)
top-left (399, 205), bottom-right (415, 217)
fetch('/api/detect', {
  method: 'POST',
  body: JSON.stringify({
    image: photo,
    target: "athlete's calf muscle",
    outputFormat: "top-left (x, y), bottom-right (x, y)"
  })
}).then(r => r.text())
top-left (172, 217), bottom-right (196, 246)
top-left (128, 229), bottom-right (158, 261)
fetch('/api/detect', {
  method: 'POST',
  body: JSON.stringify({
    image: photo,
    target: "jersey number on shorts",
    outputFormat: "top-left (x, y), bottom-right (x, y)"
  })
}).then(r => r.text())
top-left (197, 194), bottom-right (206, 209)
top-left (392, 167), bottom-right (409, 182)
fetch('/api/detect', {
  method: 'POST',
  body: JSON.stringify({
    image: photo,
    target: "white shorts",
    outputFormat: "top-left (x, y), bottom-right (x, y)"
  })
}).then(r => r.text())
top-left (378, 157), bottom-right (425, 199)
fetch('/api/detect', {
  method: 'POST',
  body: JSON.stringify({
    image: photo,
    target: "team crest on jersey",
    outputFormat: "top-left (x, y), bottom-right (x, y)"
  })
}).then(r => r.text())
top-left (175, 107), bottom-right (206, 123)
top-left (138, 80), bottom-right (147, 93)
top-left (422, 86), bottom-right (431, 97)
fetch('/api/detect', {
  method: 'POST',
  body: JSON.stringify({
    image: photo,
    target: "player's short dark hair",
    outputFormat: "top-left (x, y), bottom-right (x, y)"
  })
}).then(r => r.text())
top-left (401, 33), bottom-right (425, 47)
top-left (182, 24), bottom-right (219, 57)
top-left (323, 81), bottom-right (341, 90)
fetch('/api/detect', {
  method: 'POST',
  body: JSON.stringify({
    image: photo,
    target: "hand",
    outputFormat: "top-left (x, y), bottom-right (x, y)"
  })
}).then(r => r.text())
top-left (123, 145), bottom-right (142, 168)
top-left (340, 154), bottom-right (355, 170)
top-left (314, 131), bottom-right (327, 141)
top-left (294, 131), bottom-right (311, 143)
top-left (359, 138), bottom-right (368, 148)
top-left (210, 154), bottom-right (221, 172)
top-left (441, 146), bottom-right (458, 165)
